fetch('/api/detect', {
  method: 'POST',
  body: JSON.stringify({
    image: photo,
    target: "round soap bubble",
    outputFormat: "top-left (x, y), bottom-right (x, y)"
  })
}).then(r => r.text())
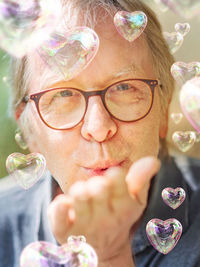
top-left (2, 76), bottom-right (10, 86)
top-left (0, 0), bottom-right (61, 57)
top-left (6, 152), bottom-right (46, 189)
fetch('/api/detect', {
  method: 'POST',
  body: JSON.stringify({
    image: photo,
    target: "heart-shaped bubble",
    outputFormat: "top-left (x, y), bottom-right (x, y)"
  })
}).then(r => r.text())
top-left (175, 22), bottom-right (190, 37)
top-left (20, 236), bottom-right (98, 267)
top-left (0, 0), bottom-right (61, 58)
top-left (146, 218), bottom-right (182, 254)
top-left (171, 113), bottom-right (183, 124)
top-left (37, 27), bottom-right (99, 81)
top-left (163, 31), bottom-right (183, 54)
top-left (180, 77), bottom-right (200, 132)
top-left (6, 152), bottom-right (46, 189)
top-left (162, 187), bottom-right (186, 209)
top-left (172, 131), bottom-right (196, 152)
top-left (171, 61), bottom-right (200, 87)
top-left (113, 11), bottom-right (147, 42)
top-left (160, 0), bottom-right (200, 19)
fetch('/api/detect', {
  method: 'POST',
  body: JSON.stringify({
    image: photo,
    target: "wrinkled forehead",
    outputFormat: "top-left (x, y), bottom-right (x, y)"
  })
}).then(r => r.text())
top-left (27, 12), bottom-right (154, 92)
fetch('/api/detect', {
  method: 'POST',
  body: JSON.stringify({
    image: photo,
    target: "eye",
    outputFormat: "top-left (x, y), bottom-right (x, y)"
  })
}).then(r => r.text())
top-left (116, 83), bottom-right (130, 91)
top-left (59, 90), bottom-right (73, 97)
top-left (46, 89), bottom-right (75, 105)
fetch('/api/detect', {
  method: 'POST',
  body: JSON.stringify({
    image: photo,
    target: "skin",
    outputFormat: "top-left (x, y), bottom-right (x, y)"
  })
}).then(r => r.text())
top-left (18, 15), bottom-right (167, 266)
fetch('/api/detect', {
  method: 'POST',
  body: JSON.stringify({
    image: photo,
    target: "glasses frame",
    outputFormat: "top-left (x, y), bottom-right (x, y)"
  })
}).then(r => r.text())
top-left (23, 78), bottom-right (160, 130)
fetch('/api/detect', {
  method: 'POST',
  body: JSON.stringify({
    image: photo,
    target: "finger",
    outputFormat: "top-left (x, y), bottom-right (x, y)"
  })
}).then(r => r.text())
top-left (47, 194), bottom-right (74, 244)
top-left (106, 166), bottom-right (128, 197)
top-left (68, 181), bottom-right (92, 228)
top-left (87, 176), bottom-right (112, 212)
top-left (69, 181), bottom-right (89, 201)
top-left (125, 157), bottom-right (161, 204)
top-left (87, 176), bottom-right (110, 200)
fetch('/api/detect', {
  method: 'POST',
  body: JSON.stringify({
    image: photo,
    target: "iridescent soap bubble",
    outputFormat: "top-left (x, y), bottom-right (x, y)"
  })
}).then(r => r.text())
top-left (2, 76), bottom-right (10, 86)
top-left (37, 27), bottom-right (99, 81)
top-left (172, 131), bottom-right (196, 152)
top-left (180, 77), bottom-right (200, 133)
top-left (153, 0), bottom-right (169, 12)
top-left (195, 131), bottom-right (200, 143)
top-left (163, 31), bottom-right (183, 54)
top-left (160, 0), bottom-right (200, 19)
top-left (113, 11), bottom-right (147, 42)
top-left (175, 23), bottom-right (190, 37)
top-left (146, 218), bottom-right (182, 254)
top-left (67, 235), bottom-right (86, 245)
top-left (0, 0), bottom-right (61, 57)
top-left (171, 61), bottom-right (200, 87)
top-left (15, 129), bottom-right (28, 150)
top-left (162, 187), bottom-right (186, 209)
top-left (20, 236), bottom-right (98, 267)
top-left (171, 113), bottom-right (183, 124)
top-left (6, 152), bottom-right (46, 189)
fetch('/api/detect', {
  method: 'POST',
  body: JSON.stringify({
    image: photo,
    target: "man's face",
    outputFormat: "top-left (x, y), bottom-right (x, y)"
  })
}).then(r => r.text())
top-left (24, 17), bottom-right (165, 193)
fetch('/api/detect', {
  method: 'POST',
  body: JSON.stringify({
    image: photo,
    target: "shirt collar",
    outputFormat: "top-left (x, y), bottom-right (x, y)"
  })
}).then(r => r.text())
top-left (132, 156), bottom-right (190, 254)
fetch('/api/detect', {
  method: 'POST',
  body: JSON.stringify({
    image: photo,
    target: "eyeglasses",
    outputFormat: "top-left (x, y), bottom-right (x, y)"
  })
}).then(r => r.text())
top-left (23, 79), bottom-right (160, 130)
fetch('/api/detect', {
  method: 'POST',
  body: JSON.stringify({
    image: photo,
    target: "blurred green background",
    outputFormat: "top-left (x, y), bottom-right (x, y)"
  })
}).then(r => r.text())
top-left (0, 50), bottom-right (24, 178)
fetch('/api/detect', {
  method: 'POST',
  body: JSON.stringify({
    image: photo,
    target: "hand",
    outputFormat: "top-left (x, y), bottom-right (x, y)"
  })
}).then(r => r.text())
top-left (48, 157), bottom-right (160, 266)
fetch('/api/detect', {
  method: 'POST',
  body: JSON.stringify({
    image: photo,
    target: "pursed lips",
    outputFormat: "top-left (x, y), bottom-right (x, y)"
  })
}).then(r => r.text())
top-left (82, 160), bottom-right (125, 176)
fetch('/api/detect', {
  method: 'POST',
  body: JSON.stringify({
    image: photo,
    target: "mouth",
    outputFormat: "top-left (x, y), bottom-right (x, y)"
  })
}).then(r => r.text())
top-left (83, 161), bottom-right (124, 177)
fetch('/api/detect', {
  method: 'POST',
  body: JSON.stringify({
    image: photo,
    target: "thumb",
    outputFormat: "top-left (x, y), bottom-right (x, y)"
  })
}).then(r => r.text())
top-left (125, 156), bottom-right (161, 204)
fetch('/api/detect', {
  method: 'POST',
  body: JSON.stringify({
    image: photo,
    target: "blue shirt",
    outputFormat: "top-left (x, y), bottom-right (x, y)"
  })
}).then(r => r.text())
top-left (0, 157), bottom-right (200, 267)
top-left (0, 172), bottom-right (55, 267)
top-left (133, 156), bottom-right (200, 266)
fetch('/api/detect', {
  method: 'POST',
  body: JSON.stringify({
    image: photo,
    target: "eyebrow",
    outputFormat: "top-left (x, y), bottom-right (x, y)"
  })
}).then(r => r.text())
top-left (39, 71), bottom-right (64, 91)
top-left (98, 63), bottom-right (144, 87)
top-left (113, 63), bottom-right (141, 78)
top-left (37, 62), bottom-right (142, 92)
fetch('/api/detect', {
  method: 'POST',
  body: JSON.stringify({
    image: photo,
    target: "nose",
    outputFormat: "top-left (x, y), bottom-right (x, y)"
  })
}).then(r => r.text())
top-left (81, 96), bottom-right (117, 142)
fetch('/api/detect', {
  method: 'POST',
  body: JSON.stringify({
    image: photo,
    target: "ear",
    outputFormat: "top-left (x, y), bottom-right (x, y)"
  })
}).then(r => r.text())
top-left (159, 109), bottom-right (169, 139)
top-left (15, 102), bottom-right (26, 121)
top-left (15, 103), bottom-right (41, 153)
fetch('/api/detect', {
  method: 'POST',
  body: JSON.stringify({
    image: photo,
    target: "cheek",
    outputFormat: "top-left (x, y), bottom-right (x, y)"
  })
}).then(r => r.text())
top-left (23, 106), bottom-right (81, 190)
top-left (120, 120), bottom-right (160, 161)
top-left (23, 104), bottom-right (79, 153)
top-left (119, 96), bottom-right (161, 161)
top-left (35, 130), bottom-right (82, 192)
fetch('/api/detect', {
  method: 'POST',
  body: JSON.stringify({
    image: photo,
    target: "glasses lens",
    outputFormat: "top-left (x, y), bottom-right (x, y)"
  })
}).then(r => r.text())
top-left (39, 88), bottom-right (86, 129)
top-left (105, 80), bottom-right (153, 121)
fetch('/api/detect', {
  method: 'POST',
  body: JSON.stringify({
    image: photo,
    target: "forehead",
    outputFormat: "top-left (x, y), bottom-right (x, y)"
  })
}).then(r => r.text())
top-left (28, 14), bottom-right (155, 92)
